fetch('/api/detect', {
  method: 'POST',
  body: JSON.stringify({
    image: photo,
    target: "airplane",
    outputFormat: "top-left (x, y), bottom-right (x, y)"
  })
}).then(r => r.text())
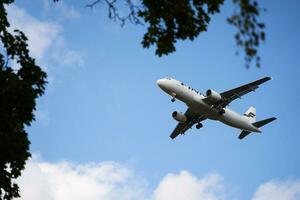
top-left (157, 77), bottom-right (276, 140)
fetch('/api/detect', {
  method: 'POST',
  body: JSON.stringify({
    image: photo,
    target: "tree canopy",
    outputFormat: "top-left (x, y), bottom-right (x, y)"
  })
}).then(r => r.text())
top-left (85, 0), bottom-right (266, 67)
top-left (0, 1), bottom-right (47, 199)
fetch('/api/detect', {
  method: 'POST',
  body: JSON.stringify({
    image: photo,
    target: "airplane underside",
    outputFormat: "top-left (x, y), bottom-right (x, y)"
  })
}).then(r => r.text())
top-left (187, 102), bottom-right (261, 133)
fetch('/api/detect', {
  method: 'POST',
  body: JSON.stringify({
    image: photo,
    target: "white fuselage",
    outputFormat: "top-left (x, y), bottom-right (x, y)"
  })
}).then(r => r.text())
top-left (157, 77), bottom-right (261, 132)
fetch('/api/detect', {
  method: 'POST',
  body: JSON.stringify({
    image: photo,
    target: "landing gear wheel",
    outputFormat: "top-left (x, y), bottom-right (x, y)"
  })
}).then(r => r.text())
top-left (171, 97), bottom-right (176, 102)
top-left (196, 123), bottom-right (203, 129)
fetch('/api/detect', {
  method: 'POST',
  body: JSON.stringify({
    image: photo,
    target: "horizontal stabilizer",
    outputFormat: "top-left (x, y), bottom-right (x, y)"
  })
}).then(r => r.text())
top-left (238, 130), bottom-right (251, 140)
top-left (252, 117), bottom-right (277, 128)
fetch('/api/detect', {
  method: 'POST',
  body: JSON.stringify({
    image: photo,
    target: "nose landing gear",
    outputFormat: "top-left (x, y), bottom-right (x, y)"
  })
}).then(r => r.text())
top-left (171, 93), bottom-right (176, 102)
top-left (218, 109), bottom-right (225, 115)
top-left (196, 123), bottom-right (203, 129)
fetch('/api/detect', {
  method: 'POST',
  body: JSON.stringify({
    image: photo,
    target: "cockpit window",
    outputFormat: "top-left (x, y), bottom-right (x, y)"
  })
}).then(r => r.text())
top-left (166, 77), bottom-right (171, 80)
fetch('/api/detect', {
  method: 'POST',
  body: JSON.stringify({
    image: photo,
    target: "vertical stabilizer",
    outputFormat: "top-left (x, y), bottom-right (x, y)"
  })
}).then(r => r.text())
top-left (244, 106), bottom-right (256, 123)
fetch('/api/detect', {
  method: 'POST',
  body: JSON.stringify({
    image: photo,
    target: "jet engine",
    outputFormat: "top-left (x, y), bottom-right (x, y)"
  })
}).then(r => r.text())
top-left (206, 89), bottom-right (222, 102)
top-left (172, 111), bottom-right (187, 123)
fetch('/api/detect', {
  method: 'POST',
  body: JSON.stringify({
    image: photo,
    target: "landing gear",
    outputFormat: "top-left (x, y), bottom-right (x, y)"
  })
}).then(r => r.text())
top-left (171, 93), bottom-right (176, 102)
top-left (196, 123), bottom-right (203, 129)
top-left (212, 105), bottom-right (225, 115)
top-left (218, 109), bottom-right (225, 115)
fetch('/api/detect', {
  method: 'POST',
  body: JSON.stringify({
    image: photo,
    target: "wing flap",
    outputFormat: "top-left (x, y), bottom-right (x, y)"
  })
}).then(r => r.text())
top-left (219, 77), bottom-right (272, 107)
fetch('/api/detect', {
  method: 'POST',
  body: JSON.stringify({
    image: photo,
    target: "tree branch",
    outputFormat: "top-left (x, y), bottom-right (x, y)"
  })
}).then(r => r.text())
top-left (86, 0), bottom-right (143, 26)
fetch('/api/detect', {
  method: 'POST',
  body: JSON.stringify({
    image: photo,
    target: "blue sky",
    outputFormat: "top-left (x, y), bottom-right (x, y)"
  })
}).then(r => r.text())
top-left (8, 1), bottom-right (300, 199)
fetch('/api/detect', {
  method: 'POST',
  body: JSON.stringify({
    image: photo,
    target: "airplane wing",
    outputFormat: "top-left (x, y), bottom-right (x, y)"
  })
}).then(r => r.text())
top-left (218, 77), bottom-right (272, 108)
top-left (170, 108), bottom-right (206, 139)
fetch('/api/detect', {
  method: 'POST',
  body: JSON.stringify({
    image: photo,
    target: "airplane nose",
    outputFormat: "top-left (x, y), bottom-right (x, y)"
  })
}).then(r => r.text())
top-left (157, 78), bottom-right (172, 94)
top-left (157, 79), bottom-right (163, 87)
top-left (157, 79), bottom-right (167, 90)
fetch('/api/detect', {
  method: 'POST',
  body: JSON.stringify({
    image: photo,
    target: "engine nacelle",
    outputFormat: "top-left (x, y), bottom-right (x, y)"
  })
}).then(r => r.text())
top-left (172, 111), bottom-right (187, 123)
top-left (206, 89), bottom-right (222, 102)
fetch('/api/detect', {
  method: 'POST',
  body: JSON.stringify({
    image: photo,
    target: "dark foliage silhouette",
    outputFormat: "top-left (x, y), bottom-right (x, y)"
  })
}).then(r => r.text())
top-left (84, 0), bottom-right (266, 67)
top-left (0, 1), bottom-right (47, 199)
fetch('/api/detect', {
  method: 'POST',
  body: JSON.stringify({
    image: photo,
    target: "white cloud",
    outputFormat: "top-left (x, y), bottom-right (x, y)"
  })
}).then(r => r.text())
top-left (153, 171), bottom-right (225, 200)
top-left (7, 4), bottom-right (61, 61)
top-left (17, 157), bottom-right (148, 200)
top-left (42, 0), bottom-right (80, 20)
top-left (16, 156), bottom-right (226, 200)
top-left (50, 36), bottom-right (84, 67)
top-left (6, 4), bottom-right (84, 71)
top-left (251, 179), bottom-right (300, 200)
top-left (16, 156), bottom-right (300, 200)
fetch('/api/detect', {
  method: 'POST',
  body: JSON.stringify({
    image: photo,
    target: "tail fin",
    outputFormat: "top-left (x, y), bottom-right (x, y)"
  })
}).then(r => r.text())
top-left (244, 106), bottom-right (256, 123)
top-left (252, 117), bottom-right (277, 128)
top-left (239, 116), bottom-right (276, 140)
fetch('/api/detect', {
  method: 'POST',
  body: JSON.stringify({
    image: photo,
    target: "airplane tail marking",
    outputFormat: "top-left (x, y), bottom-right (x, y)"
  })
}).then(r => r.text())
top-left (244, 106), bottom-right (256, 123)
